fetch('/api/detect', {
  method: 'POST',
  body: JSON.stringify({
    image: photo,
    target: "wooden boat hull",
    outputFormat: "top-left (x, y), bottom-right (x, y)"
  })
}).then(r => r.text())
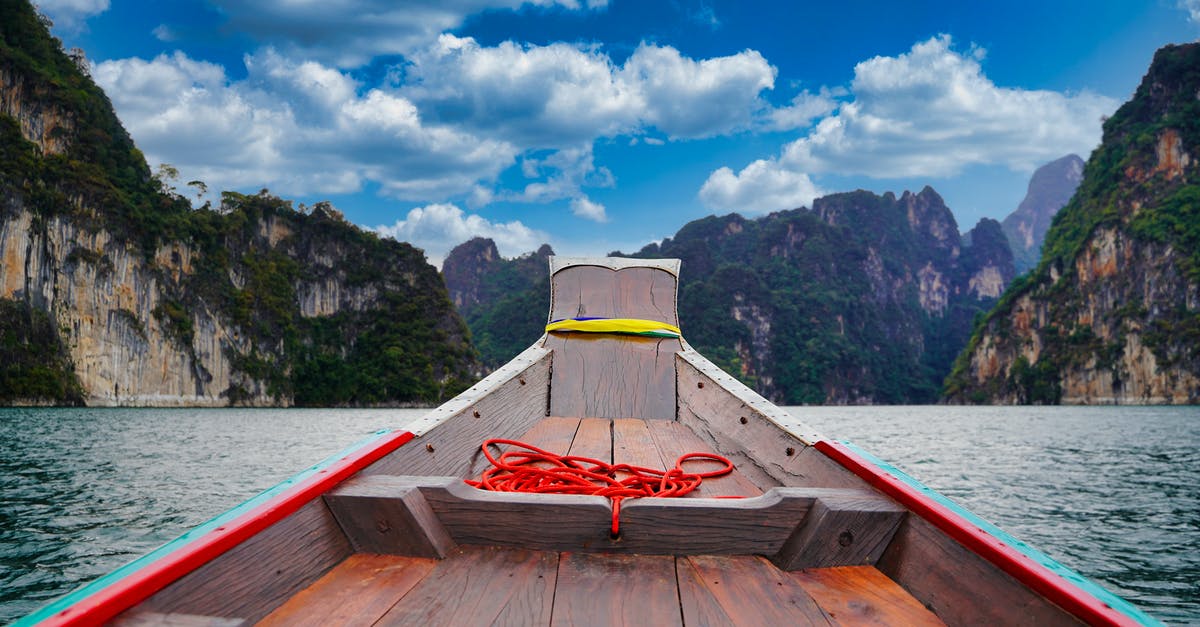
top-left (19, 258), bottom-right (1157, 627)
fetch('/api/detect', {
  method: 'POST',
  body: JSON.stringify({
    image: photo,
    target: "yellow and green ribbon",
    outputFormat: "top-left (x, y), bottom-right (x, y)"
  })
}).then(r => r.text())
top-left (545, 317), bottom-right (681, 339)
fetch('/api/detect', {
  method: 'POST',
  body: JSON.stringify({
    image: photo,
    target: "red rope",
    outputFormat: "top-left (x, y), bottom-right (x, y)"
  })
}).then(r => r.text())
top-left (465, 438), bottom-right (737, 536)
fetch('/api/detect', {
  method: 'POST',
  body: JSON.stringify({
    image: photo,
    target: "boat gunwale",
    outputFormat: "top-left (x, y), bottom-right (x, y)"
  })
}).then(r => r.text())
top-left (816, 439), bottom-right (1160, 627)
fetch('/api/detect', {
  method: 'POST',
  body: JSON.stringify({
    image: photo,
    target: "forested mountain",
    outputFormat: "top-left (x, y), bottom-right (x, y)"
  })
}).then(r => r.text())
top-left (446, 187), bottom-right (1014, 404)
top-left (1001, 154), bottom-right (1085, 274)
top-left (946, 43), bottom-right (1200, 404)
top-left (0, 0), bottom-right (477, 406)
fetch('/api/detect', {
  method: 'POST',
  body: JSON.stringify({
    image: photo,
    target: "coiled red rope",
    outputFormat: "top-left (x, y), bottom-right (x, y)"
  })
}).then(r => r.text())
top-left (465, 438), bottom-right (736, 536)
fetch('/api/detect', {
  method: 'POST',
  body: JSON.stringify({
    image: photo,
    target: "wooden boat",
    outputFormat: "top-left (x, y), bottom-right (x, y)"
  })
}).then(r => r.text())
top-left (21, 257), bottom-right (1155, 626)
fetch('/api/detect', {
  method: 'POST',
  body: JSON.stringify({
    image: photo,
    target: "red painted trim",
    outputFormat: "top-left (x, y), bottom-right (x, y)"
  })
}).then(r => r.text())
top-left (814, 440), bottom-right (1138, 627)
top-left (42, 430), bottom-right (415, 627)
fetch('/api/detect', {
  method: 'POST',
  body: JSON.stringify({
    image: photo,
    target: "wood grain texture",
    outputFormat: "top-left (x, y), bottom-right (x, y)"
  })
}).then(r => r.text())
top-left (515, 416), bottom-right (583, 458)
top-left (111, 611), bottom-right (246, 626)
top-left (875, 516), bottom-right (1082, 626)
top-left (567, 417), bottom-right (613, 463)
top-left (615, 489), bottom-right (814, 555)
top-left (551, 552), bottom-right (681, 627)
top-left (363, 347), bottom-right (551, 479)
top-left (612, 418), bottom-right (666, 470)
top-left (678, 555), bottom-right (832, 626)
top-left (644, 419), bottom-right (763, 498)
top-left (547, 334), bottom-right (680, 419)
top-left (790, 566), bottom-right (946, 626)
top-left (549, 265), bottom-right (679, 325)
top-left (773, 493), bottom-right (905, 570)
top-left (374, 546), bottom-right (557, 627)
top-left (132, 500), bottom-right (353, 624)
top-left (547, 264), bottom-right (680, 419)
top-left (256, 554), bottom-right (436, 627)
top-left (325, 485), bottom-right (454, 558)
top-left (676, 350), bottom-right (864, 491)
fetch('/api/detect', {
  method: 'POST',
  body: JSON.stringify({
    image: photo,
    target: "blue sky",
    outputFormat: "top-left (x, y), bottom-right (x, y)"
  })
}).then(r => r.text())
top-left (39, 0), bottom-right (1199, 265)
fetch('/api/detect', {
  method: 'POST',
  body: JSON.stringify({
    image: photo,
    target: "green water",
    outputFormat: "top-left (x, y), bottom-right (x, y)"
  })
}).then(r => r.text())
top-left (0, 406), bottom-right (1196, 624)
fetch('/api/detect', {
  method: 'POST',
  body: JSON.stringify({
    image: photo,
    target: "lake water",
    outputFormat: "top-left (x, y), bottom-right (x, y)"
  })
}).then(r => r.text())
top-left (0, 406), bottom-right (1196, 625)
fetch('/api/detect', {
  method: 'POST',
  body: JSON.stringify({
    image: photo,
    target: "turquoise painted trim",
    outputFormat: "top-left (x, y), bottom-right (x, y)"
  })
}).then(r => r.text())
top-left (838, 440), bottom-right (1162, 627)
top-left (16, 428), bottom-right (396, 627)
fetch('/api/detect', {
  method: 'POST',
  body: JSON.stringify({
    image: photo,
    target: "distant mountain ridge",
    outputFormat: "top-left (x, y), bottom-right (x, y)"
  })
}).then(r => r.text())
top-left (446, 186), bottom-right (1014, 404)
top-left (946, 43), bottom-right (1200, 404)
top-left (1001, 154), bottom-right (1085, 274)
top-left (0, 0), bottom-right (478, 406)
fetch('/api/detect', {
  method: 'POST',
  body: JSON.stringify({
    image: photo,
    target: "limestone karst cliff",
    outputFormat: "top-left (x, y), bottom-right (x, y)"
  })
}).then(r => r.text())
top-left (0, 0), bottom-right (477, 406)
top-left (1001, 154), bottom-right (1085, 275)
top-left (446, 186), bottom-right (1014, 404)
top-left (946, 43), bottom-right (1200, 404)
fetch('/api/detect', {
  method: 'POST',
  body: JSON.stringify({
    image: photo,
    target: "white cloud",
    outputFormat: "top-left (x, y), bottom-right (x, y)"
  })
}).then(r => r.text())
top-left (699, 159), bottom-right (824, 213)
top-left (93, 50), bottom-right (516, 202)
top-left (782, 35), bottom-right (1118, 177)
top-left (374, 203), bottom-right (548, 268)
top-left (34, 0), bottom-right (109, 29)
top-left (206, 0), bottom-right (607, 67)
top-left (619, 43), bottom-right (775, 139)
top-left (569, 197), bottom-right (608, 222)
top-left (701, 35), bottom-right (1119, 213)
top-left (1182, 0), bottom-right (1200, 23)
top-left (763, 88), bottom-right (840, 132)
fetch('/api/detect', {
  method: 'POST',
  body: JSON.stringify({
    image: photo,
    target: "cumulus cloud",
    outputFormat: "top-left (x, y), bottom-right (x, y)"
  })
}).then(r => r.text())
top-left (1182, 0), bottom-right (1200, 23)
top-left (784, 35), bottom-right (1118, 177)
top-left (34, 0), bottom-right (109, 29)
top-left (699, 159), bottom-right (824, 213)
top-left (374, 203), bottom-right (548, 268)
top-left (569, 197), bottom-right (608, 222)
top-left (700, 35), bottom-right (1119, 213)
top-left (93, 50), bottom-right (516, 202)
top-left (206, 0), bottom-right (607, 67)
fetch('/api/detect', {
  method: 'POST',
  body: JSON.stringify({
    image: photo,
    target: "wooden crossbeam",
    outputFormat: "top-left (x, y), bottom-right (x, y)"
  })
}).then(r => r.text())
top-left (325, 475), bottom-right (905, 568)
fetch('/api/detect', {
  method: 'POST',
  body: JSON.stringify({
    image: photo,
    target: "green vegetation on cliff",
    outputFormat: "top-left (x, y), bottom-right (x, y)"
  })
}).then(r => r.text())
top-left (945, 43), bottom-right (1200, 403)
top-left (0, 0), bottom-right (479, 405)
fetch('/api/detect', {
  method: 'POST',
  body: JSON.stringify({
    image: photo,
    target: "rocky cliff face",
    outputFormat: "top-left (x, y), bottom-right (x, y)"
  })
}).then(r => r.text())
top-left (1001, 154), bottom-right (1085, 274)
top-left (450, 185), bottom-right (1014, 404)
top-left (946, 43), bottom-right (1200, 404)
top-left (441, 239), bottom-right (553, 367)
top-left (0, 0), bottom-right (478, 405)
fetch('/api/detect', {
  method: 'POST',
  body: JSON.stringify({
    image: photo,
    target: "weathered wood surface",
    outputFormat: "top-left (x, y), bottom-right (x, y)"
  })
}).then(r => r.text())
top-left (515, 415), bottom-right (582, 460)
top-left (325, 484), bottom-right (455, 558)
top-left (644, 419), bottom-right (763, 498)
top-left (551, 553), bottom-right (681, 626)
top-left (568, 417), bottom-right (614, 463)
top-left (773, 492), bottom-right (906, 570)
top-left (111, 611), bottom-right (246, 626)
top-left (363, 345), bottom-right (551, 479)
top-left (546, 334), bottom-right (680, 419)
top-left (128, 500), bottom-right (353, 624)
top-left (876, 515), bottom-right (1082, 626)
top-left (547, 264), bottom-right (681, 419)
top-left (790, 566), bottom-right (946, 626)
top-left (328, 475), bottom-right (904, 564)
top-left (256, 554), bottom-right (437, 627)
top-left (676, 349), bottom-right (866, 492)
top-left (548, 265), bottom-right (679, 325)
top-left (374, 547), bottom-right (557, 626)
top-left (678, 555), bottom-right (833, 626)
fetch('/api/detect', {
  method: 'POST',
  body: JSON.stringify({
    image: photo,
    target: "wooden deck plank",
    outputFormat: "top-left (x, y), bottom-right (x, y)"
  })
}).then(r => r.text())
top-left (790, 566), bottom-right (945, 626)
top-left (567, 417), bottom-right (613, 463)
top-left (516, 416), bottom-right (583, 458)
top-left (645, 420), bottom-right (763, 498)
top-left (551, 552), bottom-right (681, 626)
top-left (612, 417), bottom-right (667, 471)
top-left (255, 554), bottom-right (436, 627)
top-left (374, 546), bottom-right (557, 627)
top-left (678, 555), bottom-right (832, 626)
